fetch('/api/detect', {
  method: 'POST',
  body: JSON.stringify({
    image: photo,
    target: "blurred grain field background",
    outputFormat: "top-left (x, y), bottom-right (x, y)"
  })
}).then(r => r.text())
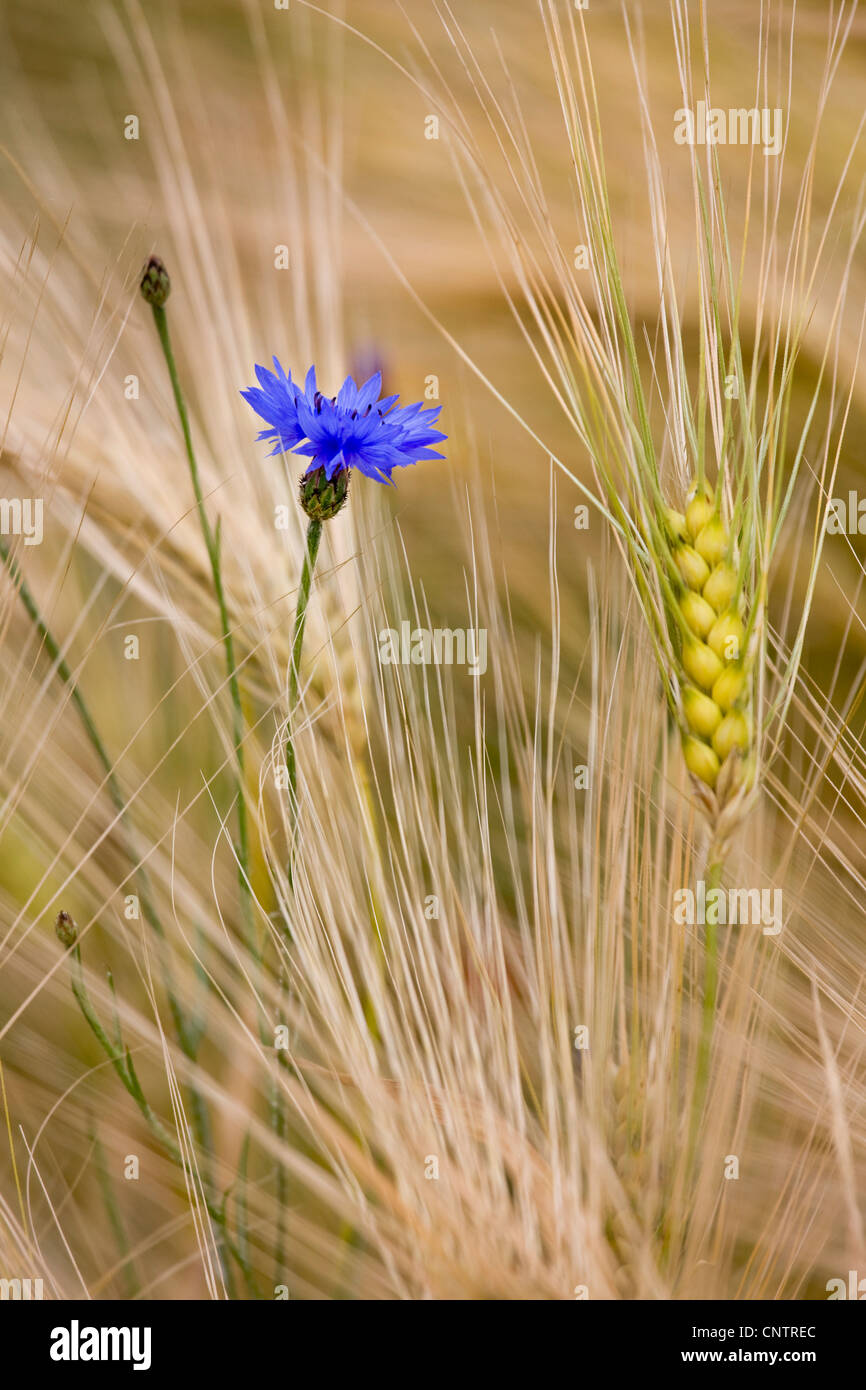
top-left (4, 0), bottom-right (866, 672)
top-left (1, 0), bottom-right (866, 1300)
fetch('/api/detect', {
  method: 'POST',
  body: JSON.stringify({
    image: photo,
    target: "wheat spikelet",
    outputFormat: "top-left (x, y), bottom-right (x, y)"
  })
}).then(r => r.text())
top-left (661, 482), bottom-right (753, 830)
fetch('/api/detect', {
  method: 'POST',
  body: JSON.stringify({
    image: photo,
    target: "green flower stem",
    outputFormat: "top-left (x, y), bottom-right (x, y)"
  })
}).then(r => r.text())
top-left (148, 302), bottom-right (254, 948)
top-left (270, 515), bottom-right (322, 1288)
top-left (286, 517), bottom-right (323, 839)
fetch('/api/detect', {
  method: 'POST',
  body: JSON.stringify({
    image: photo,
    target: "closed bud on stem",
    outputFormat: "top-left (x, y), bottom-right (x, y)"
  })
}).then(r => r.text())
top-left (140, 256), bottom-right (171, 307)
top-left (55, 910), bottom-right (78, 949)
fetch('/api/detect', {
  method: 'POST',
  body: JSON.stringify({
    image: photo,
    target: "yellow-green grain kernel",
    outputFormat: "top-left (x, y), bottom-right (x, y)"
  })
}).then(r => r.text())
top-left (703, 563), bottom-right (738, 613)
top-left (683, 735), bottom-right (720, 787)
top-left (694, 517), bottom-right (728, 567)
top-left (679, 590), bottom-right (716, 639)
top-left (685, 494), bottom-right (714, 541)
top-left (707, 611), bottom-right (745, 663)
top-left (664, 508), bottom-right (688, 543)
top-left (682, 685), bottom-right (723, 739)
top-left (674, 545), bottom-right (710, 591)
top-left (683, 636), bottom-right (724, 692)
top-left (711, 665), bottom-right (746, 712)
top-left (712, 710), bottom-right (750, 761)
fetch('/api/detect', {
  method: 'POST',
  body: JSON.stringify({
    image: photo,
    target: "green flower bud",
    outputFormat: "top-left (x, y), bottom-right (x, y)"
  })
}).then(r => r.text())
top-left (683, 636), bottom-right (724, 692)
top-left (694, 517), bottom-right (728, 567)
top-left (55, 910), bottom-right (78, 949)
top-left (674, 545), bottom-right (710, 591)
top-left (683, 735), bottom-right (720, 787)
top-left (707, 611), bottom-right (745, 663)
top-left (682, 685), bottom-right (723, 739)
top-left (702, 563), bottom-right (738, 613)
top-left (679, 590), bottom-right (716, 639)
top-left (299, 465), bottom-right (350, 522)
top-left (712, 710), bottom-right (750, 762)
top-left (140, 255), bottom-right (171, 307)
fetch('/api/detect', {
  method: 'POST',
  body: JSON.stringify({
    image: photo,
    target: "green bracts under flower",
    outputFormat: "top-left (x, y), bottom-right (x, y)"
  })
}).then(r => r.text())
top-left (299, 464), bottom-right (350, 522)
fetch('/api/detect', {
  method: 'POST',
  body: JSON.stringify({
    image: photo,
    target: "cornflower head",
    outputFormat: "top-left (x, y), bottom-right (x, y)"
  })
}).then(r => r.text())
top-left (242, 361), bottom-right (446, 520)
top-left (242, 359), bottom-right (446, 871)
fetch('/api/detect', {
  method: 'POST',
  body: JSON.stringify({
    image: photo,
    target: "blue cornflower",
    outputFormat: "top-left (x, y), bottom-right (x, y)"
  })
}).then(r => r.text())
top-left (241, 361), bottom-right (446, 486)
